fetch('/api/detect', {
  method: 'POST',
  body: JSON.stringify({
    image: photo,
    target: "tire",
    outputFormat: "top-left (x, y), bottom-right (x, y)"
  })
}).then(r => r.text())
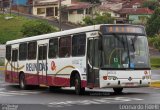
top-left (19, 73), bottom-right (27, 90)
top-left (113, 88), bottom-right (123, 94)
top-left (75, 74), bottom-right (85, 95)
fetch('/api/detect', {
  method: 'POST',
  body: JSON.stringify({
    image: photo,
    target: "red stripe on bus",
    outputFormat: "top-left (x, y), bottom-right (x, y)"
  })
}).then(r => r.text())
top-left (5, 70), bottom-right (87, 88)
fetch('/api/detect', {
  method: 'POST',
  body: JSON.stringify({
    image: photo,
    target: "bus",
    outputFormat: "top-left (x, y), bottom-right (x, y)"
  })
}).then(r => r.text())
top-left (5, 24), bottom-right (151, 95)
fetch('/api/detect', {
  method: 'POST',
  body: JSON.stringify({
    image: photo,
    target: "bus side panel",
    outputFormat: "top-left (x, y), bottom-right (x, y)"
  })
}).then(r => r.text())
top-left (47, 57), bottom-right (87, 87)
top-left (23, 60), bottom-right (39, 85)
top-left (25, 73), bottom-right (39, 85)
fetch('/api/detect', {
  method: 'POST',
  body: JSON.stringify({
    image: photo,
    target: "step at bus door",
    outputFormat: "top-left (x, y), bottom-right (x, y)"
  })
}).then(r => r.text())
top-left (38, 44), bottom-right (48, 85)
top-left (87, 38), bottom-right (100, 87)
top-left (11, 49), bottom-right (18, 82)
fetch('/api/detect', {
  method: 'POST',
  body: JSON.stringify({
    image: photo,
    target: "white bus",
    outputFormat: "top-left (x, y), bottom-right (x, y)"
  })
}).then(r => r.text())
top-left (5, 24), bottom-right (151, 95)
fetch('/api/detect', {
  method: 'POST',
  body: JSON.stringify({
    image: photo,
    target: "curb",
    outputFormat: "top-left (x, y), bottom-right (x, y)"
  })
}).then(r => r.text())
top-left (0, 68), bottom-right (4, 71)
top-left (150, 80), bottom-right (160, 88)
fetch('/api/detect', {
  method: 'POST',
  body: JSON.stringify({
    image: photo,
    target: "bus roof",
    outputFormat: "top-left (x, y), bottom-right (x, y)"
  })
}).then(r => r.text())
top-left (6, 24), bottom-right (144, 45)
top-left (6, 25), bottom-right (101, 45)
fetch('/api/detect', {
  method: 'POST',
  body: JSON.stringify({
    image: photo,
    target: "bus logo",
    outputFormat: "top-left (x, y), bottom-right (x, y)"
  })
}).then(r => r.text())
top-left (51, 61), bottom-right (56, 71)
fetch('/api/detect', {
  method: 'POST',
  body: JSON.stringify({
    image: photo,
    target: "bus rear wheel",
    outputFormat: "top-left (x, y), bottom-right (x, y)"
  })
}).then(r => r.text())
top-left (113, 88), bottom-right (123, 94)
top-left (19, 73), bottom-right (27, 90)
top-left (75, 74), bottom-right (85, 95)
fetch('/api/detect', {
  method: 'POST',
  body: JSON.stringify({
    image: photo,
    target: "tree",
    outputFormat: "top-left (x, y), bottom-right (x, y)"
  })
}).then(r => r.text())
top-left (146, 8), bottom-right (160, 36)
top-left (139, 16), bottom-right (149, 25)
top-left (83, 13), bottom-right (114, 25)
top-left (21, 20), bottom-right (57, 37)
top-left (142, 0), bottom-right (160, 10)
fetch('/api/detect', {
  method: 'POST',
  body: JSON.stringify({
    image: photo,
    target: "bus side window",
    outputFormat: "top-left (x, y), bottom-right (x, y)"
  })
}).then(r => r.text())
top-left (59, 36), bottom-right (71, 58)
top-left (49, 38), bottom-right (58, 58)
top-left (72, 33), bottom-right (86, 56)
top-left (28, 42), bottom-right (37, 60)
top-left (6, 45), bottom-right (11, 61)
top-left (19, 43), bottom-right (27, 60)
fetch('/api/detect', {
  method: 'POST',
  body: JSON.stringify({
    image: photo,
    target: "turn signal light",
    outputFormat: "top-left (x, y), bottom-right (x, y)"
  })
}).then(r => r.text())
top-left (103, 76), bottom-right (108, 80)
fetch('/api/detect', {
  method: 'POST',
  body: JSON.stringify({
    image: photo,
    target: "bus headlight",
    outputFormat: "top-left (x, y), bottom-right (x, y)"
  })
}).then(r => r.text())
top-left (108, 76), bottom-right (118, 80)
top-left (142, 75), bottom-right (151, 80)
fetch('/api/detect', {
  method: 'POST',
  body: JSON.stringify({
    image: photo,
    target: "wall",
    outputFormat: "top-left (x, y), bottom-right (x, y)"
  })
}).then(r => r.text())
top-left (68, 9), bottom-right (86, 24)
top-left (12, 0), bottom-right (27, 5)
top-left (129, 14), bottom-right (151, 24)
top-left (0, 45), bottom-right (5, 58)
top-left (33, 4), bottom-right (58, 18)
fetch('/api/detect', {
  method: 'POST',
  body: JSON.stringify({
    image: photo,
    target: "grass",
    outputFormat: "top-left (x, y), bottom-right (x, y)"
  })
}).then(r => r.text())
top-left (150, 57), bottom-right (160, 69)
top-left (0, 14), bottom-right (29, 44)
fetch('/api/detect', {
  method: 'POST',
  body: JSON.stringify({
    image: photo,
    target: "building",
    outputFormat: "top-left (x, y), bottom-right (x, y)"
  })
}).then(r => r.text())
top-left (96, 2), bottom-right (122, 17)
top-left (0, 0), bottom-right (10, 11)
top-left (32, 0), bottom-right (71, 18)
top-left (12, 0), bottom-right (33, 14)
top-left (118, 7), bottom-right (154, 24)
top-left (67, 2), bottom-right (92, 24)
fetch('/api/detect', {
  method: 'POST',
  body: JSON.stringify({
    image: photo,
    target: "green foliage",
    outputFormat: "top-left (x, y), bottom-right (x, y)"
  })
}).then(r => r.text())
top-left (148, 34), bottom-right (160, 51)
top-left (83, 13), bottom-right (114, 25)
top-left (21, 20), bottom-right (57, 37)
top-left (138, 16), bottom-right (149, 25)
top-left (83, 16), bottom-right (94, 25)
top-left (146, 8), bottom-right (160, 36)
top-left (0, 14), bottom-right (27, 44)
top-left (142, 0), bottom-right (159, 10)
top-left (150, 57), bottom-right (160, 69)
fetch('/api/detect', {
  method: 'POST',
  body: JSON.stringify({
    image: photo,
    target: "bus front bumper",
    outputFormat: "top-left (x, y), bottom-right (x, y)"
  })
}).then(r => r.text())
top-left (100, 79), bottom-right (151, 88)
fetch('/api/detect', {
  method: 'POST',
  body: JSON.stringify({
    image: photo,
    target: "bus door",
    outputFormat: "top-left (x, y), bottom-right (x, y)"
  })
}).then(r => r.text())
top-left (38, 44), bottom-right (48, 85)
top-left (87, 38), bottom-right (100, 87)
top-left (11, 49), bottom-right (18, 82)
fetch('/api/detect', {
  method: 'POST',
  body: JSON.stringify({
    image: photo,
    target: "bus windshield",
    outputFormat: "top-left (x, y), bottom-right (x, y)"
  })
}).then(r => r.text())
top-left (101, 34), bottom-right (150, 69)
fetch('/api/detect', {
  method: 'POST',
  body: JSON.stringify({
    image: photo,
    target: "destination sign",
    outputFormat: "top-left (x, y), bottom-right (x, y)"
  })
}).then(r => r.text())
top-left (100, 25), bottom-right (145, 35)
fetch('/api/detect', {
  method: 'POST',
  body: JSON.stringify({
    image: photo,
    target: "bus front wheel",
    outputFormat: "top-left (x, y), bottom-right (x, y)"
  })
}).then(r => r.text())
top-left (113, 88), bottom-right (123, 94)
top-left (75, 74), bottom-right (85, 95)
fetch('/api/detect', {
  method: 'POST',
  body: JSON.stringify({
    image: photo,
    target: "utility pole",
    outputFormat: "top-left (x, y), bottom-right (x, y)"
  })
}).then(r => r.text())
top-left (59, 0), bottom-right (62, 31)
top-left (9, 0), bottom-right (12, 16)
top-left (0, 0), bottom-right (2, 11)
top-left (2, 0), bottom-right (4, 14)
top-left (17, 0), bottom-right (19, 16)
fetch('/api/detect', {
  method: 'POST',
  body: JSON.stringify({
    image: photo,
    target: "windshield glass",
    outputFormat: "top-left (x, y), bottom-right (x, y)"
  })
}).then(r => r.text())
top-left (102, 35), bottom-right (150, 69)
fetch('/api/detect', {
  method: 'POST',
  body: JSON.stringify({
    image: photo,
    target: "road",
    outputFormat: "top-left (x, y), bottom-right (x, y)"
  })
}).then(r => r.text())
top-left (0, 70), bottom-right (160, 110)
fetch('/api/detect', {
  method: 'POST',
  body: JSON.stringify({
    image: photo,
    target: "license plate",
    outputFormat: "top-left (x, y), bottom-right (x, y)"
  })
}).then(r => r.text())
top-left (125, 83), bottom-right (134, 86)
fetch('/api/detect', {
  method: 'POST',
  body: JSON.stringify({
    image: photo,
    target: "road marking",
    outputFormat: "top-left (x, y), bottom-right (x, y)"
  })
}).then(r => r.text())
top-left (0, 88), bottom-right (5, 91)
top-left (0, 90), bottom-right (41, 97)
top-left (48, 97), bottom-right (144, 108)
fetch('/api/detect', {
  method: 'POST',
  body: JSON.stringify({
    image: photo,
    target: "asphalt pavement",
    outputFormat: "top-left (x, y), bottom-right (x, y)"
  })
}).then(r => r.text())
top-left (0, 70), bottom-right (160, 110)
